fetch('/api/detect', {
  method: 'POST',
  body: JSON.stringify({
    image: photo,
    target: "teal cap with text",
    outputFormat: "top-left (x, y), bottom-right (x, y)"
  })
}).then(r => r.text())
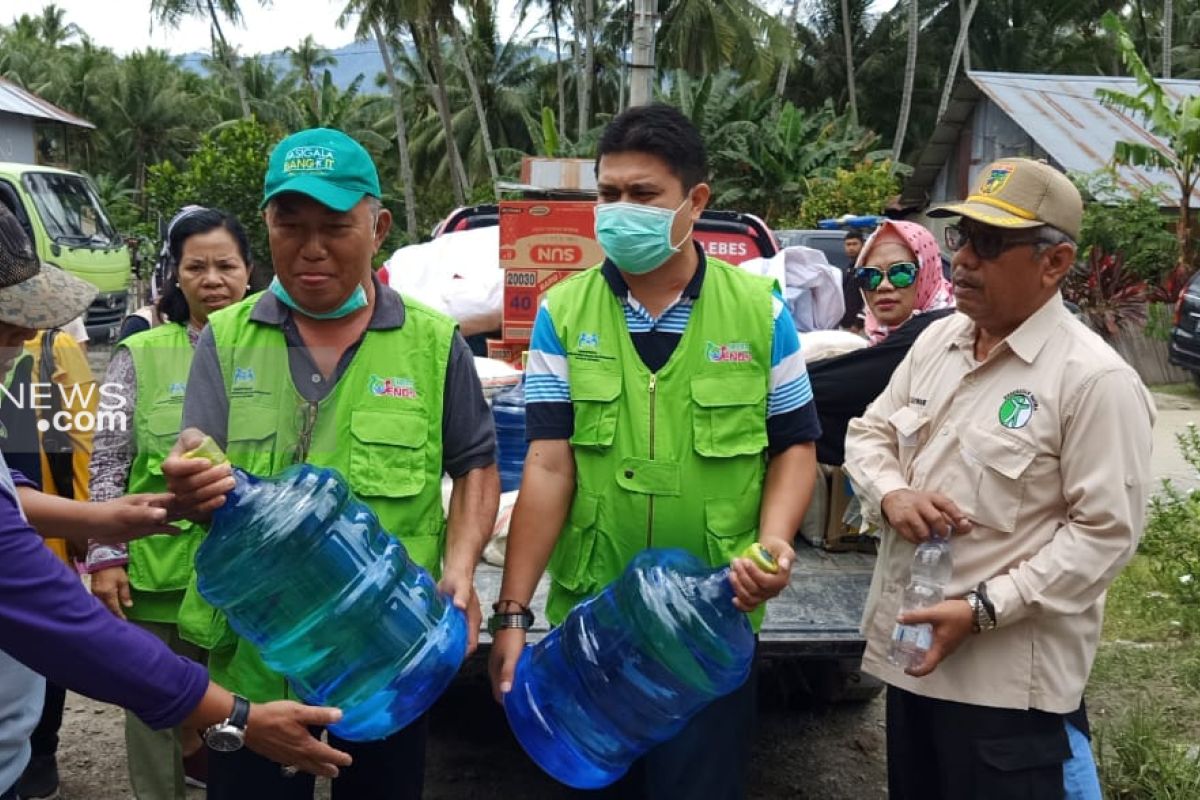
top-left (261, 127), bottom-right (380, 212)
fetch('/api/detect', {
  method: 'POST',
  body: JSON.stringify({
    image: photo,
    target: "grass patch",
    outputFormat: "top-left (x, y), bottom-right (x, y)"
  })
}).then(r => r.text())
top-left (1150, 382), bottom-right (1200, 400)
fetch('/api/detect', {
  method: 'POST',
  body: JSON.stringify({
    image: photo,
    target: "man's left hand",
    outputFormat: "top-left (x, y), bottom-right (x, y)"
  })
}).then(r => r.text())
top-left (897, 598), bottom-right (974, 677)
top-left (438, 572), bottom-right (481, 656)
top-left (728, 539), bottom-right (794, 613)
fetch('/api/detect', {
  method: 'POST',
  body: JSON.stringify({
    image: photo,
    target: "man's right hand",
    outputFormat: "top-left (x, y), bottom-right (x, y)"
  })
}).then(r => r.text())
top-left (243, 702), bottom-right (353, 778)
top-left (488, 627), bottom-right (527, 704)
top-left (161, 428), bottom-right (235, 523)
top-left (880, 489), bottom-right (971, 544)
top-left (91, 566), bottom-right (132, 620)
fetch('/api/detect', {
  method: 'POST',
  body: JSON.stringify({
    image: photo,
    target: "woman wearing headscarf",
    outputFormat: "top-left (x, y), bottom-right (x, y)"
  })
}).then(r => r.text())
top-left (809, 219), bottom-right (955, 466)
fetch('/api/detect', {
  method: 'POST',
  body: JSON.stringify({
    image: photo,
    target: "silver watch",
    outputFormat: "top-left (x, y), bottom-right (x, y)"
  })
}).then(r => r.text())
top-left (204, 695), bottom-right (250, 752)
top-left (965, 592), bottom-right (995, 633)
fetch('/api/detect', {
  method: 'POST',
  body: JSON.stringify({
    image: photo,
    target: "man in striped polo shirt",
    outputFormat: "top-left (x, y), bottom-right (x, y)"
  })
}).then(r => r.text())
top-left (488, 104), bottom-right (819, 799)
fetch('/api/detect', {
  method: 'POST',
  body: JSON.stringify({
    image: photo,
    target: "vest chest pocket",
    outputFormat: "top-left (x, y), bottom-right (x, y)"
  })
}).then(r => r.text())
top-left (691, 375), bottom-right (768, 458)
top-left (704, 493), bottom-right (760, 567)
top-left (349, 409), bottom-right (429, 498)
top-left (959, 428), bottom-right (1037, 534)
top-left (225, 408), bottom-right (279, 475)
top-left (569, 369), bottom-right (622, 448)
top-left (141, 407), bottom-right (184, 476)
top-left (547, 490), bottom-right (602, 595)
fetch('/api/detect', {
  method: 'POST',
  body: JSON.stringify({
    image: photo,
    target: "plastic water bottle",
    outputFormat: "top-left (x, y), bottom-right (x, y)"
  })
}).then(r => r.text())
top-left (187, 438), bottom-right (467, 741)
top-left (505, 544), bottom-right (777, 789)
top-left (492, 376), bottom-right (528, 492)
top-left (888, 534), bottom-right (953, 671)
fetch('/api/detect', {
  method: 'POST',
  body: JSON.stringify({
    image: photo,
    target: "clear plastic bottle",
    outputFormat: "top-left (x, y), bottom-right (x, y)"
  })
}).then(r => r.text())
top-left (188, 438), bottom-right (467, 741)
top-left (888, 534), bottom-right (953, 671)
top-left (504, 544), bottom-right (777, 789)
top-left (492, 376), bottom-right (528, 492)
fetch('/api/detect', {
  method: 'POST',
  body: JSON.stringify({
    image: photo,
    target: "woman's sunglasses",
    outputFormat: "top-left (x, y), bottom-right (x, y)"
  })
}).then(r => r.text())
top-left (854, 262), bottom-right (919, 291)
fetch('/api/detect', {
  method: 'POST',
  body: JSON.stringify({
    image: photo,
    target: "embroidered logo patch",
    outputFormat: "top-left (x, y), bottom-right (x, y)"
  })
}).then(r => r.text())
top-left (168, 381), bottom-right (186, 398)
top-left (980, 164), bottom-right (1015, 195)
top-left (283, 145), bottom-right (335, 176)
top-left (577, 332), bottom-right (600, 351)
top-left (370, 375), bottom-right (417, 399)
top-left (998, 390), bottom-right (1037, 429)
top-left (232, 367), bottom-right (255, 390)
top-left (706, 341), bottom-right (752, 363)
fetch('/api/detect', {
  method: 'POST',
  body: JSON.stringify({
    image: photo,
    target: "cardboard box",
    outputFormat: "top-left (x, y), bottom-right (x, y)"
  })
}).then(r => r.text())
top-left (520, 157), bottom-right (598, 192)
top-left (486, 338), bottom-right (527, 369)
top-left (798, 465), bottom-right (876, 553)
top-left (500, 201), bottom-right (603, 342)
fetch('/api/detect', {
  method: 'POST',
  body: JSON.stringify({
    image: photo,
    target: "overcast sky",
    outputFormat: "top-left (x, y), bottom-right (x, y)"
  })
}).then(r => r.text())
top-left (7, 0), bottom-right (899, 57)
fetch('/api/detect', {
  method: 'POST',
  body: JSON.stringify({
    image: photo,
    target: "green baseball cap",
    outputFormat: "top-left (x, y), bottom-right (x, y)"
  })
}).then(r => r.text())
top-left (261, 127), bottom-right (381, 212)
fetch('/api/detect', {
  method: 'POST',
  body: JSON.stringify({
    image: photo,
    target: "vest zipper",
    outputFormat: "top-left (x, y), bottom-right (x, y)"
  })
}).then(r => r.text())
top-left (646, 372), bottom-right (658, 548)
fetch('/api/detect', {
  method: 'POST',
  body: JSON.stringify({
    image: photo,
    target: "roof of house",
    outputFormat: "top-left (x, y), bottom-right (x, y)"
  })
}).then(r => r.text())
top-left (0, 76), bottom-right (94, 130)
top-left (901, 71), bottom-right (1200, 208)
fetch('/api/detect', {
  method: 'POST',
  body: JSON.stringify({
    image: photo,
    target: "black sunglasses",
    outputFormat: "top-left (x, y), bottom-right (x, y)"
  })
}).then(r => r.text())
top-left (855, 262), bottom-right (919, 291)
top-left (944, 223), bottom-right (1047, 260)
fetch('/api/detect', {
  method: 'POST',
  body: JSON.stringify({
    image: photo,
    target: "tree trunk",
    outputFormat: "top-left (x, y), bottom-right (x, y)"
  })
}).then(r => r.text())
top-left (551, 3), bottom-right (566, 143)
top-left (959, 0), bottom-right (971, 71)
top-left (371, 21), bottom-right (418, 242)
top-left (774, 0), bottom-right (802, 99)
top-left (840, 0), bottom-right (858, 125)
top-left (570, 0), bottom-right (585, 136)
top-left (451, 24), bottom-right (500, 198)
top-left (576, 0), bottom-right (595, 138)
top-left (936, 0), bottom-right (979, 124)
top-left (891, 0), bottom-right (919, 167)
top-left (629, 0), bottom-right (656, 107)
top-left (414, 21), bottom-right (469, 206)
top-left (1163, 0), bottom-right (1173, 78)
top-left (205, 0), bottom-right (250, 118)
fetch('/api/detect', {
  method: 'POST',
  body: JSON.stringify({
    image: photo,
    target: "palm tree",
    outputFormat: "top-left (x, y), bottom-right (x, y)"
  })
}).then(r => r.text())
top-left (149, 0), bottom-right (271, 119)
top-left (34, 4), bottom-right (82, 47)
top-left (841, 0), bottom-right (858, 125)
top-left (936, 0), bottom-right (979, 123)
top-left (1163, 0), bottom-right (1174, 78)
top-left (341, 0), bottom-right (421, 240)
top-left (286, 34), bottom-right (337, 112)
top-left (451, 0), bottom-right (501, 196)
top-left (891, 0), bottom-right (919, 165)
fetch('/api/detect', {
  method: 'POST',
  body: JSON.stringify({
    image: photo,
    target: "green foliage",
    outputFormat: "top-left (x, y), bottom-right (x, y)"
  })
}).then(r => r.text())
top-left (1096, 701), bottom-right (1200, 799)
top-left (1077, 173), bottom-right (1179, 285)
top-left (144, 118), bottom-right (280, 275)
top-left (1140, 424), bottom-right (1200, 634)
top-left (789, 159), bottom-right (901, 229)
top-left (707, 98), bottom-right (883, 221)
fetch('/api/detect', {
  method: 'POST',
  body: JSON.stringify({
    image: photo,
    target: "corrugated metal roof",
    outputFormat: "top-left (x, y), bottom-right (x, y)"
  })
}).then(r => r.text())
top-left (902, 71), bottom-right (1200, 208)
top-left (0, 76), bottom-right (94, 129)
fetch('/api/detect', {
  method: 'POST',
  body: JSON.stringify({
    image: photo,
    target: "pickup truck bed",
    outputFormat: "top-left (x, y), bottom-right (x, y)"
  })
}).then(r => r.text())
top-left (472, 544), bottom-right (875, 659)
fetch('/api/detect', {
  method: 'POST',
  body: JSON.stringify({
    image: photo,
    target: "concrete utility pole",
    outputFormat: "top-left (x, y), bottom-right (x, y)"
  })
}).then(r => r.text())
top-left (629, 0), bottom-right (657, 108)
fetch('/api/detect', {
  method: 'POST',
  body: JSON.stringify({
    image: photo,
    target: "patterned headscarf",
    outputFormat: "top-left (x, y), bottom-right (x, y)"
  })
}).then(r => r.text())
top-left (858, 219), bottom-right (954, 344)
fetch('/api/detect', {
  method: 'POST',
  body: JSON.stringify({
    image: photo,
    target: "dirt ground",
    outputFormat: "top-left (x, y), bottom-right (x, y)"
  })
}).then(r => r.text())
top-left (54, 668), bottom-right (887, 800)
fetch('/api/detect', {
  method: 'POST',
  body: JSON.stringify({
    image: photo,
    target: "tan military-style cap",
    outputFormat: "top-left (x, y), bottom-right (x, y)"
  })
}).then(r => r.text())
top-left (928, 157), bottom-right (1083, 240)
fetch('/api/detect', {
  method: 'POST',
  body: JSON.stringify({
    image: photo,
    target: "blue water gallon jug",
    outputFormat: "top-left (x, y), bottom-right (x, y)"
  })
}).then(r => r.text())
top-left (504, 544), bottom-right (777, 788)
top-left (188, 438), bottom-right (467, 741)
top-left (492, 377), bottom-right (528, 492)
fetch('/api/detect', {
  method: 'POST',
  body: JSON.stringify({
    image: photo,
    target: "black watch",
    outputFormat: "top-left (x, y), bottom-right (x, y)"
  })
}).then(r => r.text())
top-left (203, 695), bottom-right (250, 752)
top-left (487, 602), bottom-right (534, 636)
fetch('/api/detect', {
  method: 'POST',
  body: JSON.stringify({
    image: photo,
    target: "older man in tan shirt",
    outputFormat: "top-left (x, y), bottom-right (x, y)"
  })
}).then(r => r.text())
top-left (845, 159), bottom-right (1155, 800)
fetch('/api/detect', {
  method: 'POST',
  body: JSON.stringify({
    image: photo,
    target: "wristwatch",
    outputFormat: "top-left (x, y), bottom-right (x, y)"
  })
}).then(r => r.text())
top-left (487, 600), bottom-right (535, 636)
top-left (203, 695), bottom-right (250, 752)
top-left (965, 591), bottom-right (996, 634)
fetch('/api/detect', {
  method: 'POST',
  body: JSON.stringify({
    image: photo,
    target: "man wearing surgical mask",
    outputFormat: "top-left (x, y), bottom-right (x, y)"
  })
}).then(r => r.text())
top-left (489, 104), bottom-right (820, 799)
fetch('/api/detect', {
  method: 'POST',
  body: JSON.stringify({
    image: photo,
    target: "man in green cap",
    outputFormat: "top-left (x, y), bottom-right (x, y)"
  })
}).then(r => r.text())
top-left (161, 127), bottom-right (500, 799)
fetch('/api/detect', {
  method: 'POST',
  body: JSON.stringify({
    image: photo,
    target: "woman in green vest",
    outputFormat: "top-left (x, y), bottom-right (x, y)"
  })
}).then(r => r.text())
top-left (87, 207), bottom-right (252, 800)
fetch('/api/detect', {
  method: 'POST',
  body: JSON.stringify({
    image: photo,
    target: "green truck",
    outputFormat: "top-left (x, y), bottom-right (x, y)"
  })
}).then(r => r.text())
top-left (0, 162), bottom-right (131, 341)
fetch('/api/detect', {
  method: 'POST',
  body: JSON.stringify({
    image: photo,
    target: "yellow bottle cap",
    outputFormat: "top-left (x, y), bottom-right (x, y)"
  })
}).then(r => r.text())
top-left (740, 543), bottom-right (779, 574)
top-left (183, 435), bottom-right (229, 466)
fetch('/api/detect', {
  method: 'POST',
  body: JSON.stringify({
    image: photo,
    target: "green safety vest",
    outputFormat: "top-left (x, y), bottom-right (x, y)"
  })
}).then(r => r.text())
top-left (122, 323), bottom-right (204, 623)
top-left (545, 257), bottom-right (776, 630)
top-left (175, 292), bottom-right (455, 702)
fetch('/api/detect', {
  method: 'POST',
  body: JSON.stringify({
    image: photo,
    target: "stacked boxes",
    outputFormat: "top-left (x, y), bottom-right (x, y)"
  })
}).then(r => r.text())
top-left (499, 200), bottom-right (604, 343)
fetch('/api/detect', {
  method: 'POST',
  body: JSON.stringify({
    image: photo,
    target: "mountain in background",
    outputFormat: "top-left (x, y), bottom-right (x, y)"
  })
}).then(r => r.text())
top-left (179, 39), bottom-right (388, 92)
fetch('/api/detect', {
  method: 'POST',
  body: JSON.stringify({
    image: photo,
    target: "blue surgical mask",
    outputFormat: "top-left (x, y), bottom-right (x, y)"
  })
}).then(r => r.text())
top-left (595, 197), bottom-right (693, 275)
top-left (269, 276), bottom-right (368, 320)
